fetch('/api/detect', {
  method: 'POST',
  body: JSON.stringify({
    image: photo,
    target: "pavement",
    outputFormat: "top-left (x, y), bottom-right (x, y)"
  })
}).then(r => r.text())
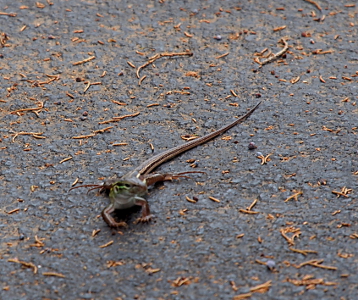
top-left (0, 0), bottom-right (357, 299)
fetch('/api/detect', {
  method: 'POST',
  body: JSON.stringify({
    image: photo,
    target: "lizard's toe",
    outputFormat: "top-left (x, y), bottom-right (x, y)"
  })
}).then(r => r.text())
top-left (134, 214), bottom-right (155, 224)
top-left (110, 221), bottom-right (128, 228)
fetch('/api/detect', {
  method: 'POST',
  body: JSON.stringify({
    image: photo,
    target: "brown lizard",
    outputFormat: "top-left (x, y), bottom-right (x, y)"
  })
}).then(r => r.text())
top-left (71, 102), bottom-right (261, 227)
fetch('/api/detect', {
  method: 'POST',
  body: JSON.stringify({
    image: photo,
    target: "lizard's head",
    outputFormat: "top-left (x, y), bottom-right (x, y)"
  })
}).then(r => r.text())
top-left (103, 176), bottom-right (148, 202)
top-left (69, 174), bottom-right (148, 202)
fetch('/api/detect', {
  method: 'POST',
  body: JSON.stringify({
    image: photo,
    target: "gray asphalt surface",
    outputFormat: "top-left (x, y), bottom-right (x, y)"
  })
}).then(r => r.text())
top-left (1, 1), bottom-right (357, 299)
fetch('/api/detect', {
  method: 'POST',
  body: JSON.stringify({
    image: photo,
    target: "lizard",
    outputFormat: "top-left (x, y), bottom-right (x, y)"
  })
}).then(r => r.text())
top-left (71, 102), bottom-right (261, 227)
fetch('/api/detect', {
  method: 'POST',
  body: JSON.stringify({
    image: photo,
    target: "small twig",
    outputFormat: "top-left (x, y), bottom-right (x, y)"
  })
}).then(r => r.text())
top-left (293, 259), bottom-right (337, 270)
top-left (0, 32), bottom-right (9, 47)
top-left (257, 153), bottom-right (272, 165)
top-left (0, 12), bottom-right (17, 17)
top-left (136, 51), bottom-right (193, 78)
top-left (6, 208), bottom-right (20, 214)
top-left (10, 101), bottom-right (44, 116)
top-left (233, 292), bottom-right (252, 299)
top-left (84, 81), bottom-right (91, 93)
top-left (46, 74), bottom-right (60, 78)
top-left (99, 240), bottom-right (114, 248)
top-left (284, 191), bottom-right (303, 202)
top-left (127, 61), bottom-right (136, 68)
top-left (29, 235), bottom-right (45, 248)
top-left (247, 198), bottom-right (257, 211)
top-left (332, 186), bottom-right (352, 198)
top-left (303, 0), bottom-right (322, 11)
top-left (11, 131), bottom-right (45, 142)
top-left (239, 199), bottom-right (259, 214)
top-left (72, 134), bottom-right (96, 139)
top-left (147, 103), bottom-right (159, 107)
top-left (138, 75), bottom-right (147, 86)
top-left (72, 56), bottom-right (96, 66)
top-left (8, 258), bottom-right (37, 274)
top-left (259, 38), bottom-right (289, 66)
top-left (313, 49), bottom-right (333, 55)
top-left (59, 157), bottom-right (72, 164)
top-left (71, 127), bottom-right (113, 139)
top-left (111, 100), bottom-right (127, 106)
top-left (72, 178), bottom-right (79, 186)
top-left (37, 77), bottom-right (57, 85)
top-left (280, 227), bottom-right (301, 246)
top-left (350, 233), bottom-right (358, 239)
top-left (66, 91), bottom-right (75, 99)
top-left (98, 112), bottom-right (140, 125)
top-left (289, 247), bottom-right (318, 256)
top-left (181, 135), bottom-right (198, 141)
top-left (208, 196), bottom-right (221, 203)
top-left (250, 280), bottom-right (272, 293)
top-left (286, 276), bottom-right (337, 287)
top-left (215, 52), bottom-right (229, 59)
top-left (43, 272), bottom-right (66, 278)
top-left (186, 196), bottom-right (197, 203)
top-left (230, 90), bottom-right (238, 97)
top-left (93, 126), bottom-right (113, 134)
top-left (332, 191), bottom-right (348, 198)
top-left (255, 259), bottom-right (267, 266)
top-left (83, 81), bottom-right (102, 93)
top-left (239, 209), bottom-right (259, 214)
top-left (281, 231), bottom-right (295, 245)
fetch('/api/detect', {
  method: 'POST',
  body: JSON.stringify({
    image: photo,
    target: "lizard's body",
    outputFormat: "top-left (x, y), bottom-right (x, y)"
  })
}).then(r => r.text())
top-left (98, 102), bottom-right (261, 227)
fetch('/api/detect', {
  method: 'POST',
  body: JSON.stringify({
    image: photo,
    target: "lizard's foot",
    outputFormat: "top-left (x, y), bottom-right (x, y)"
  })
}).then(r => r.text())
top-left (109, 221), bottom-right (128, 228)
top-left (134, 214), bottom-right (155, 224)
top-left (102, 205), bottom-right (128, 228)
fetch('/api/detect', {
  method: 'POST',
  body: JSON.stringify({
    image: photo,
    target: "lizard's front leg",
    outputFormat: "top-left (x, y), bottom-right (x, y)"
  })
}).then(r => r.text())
top-left (102, 204), bottom-right (128, 228)
top-left (133, 196), bottom-right (153, 223)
